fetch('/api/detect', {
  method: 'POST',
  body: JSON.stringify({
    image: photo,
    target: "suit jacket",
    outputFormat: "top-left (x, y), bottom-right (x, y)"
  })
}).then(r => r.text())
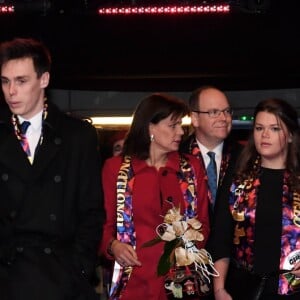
top-left (0, 102), bottom-right (104, 300)
top-left (180, 133), bottom-right (244, 224)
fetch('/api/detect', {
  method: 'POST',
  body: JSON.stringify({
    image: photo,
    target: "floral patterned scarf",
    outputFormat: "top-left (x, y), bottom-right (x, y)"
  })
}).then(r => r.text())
top-left (229, 168), bottom-right (300, 295)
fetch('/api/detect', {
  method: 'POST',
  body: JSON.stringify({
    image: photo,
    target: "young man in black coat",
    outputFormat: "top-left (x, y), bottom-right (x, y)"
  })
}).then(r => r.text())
top-left (0, 38), bottom-right (104, 300)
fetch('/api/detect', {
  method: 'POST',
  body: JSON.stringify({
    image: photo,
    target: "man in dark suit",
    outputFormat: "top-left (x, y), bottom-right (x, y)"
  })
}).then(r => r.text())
top-left (0, 38), bottom-right (104, 299)
top-left (181, 86), bottom-right (244, 299)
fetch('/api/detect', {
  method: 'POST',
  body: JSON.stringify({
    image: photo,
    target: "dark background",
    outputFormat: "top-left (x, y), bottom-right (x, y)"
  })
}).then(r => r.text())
top-left (1, 0), bottom-right (299, 92)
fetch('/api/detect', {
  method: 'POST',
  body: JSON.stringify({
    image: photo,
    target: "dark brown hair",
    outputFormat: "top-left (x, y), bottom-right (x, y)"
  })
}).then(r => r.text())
top-left (236, 98), bottom-right (300, 190)
top-left (123, 93), bottom-right (188, 160)
top-left (0, 37), bottom-right (51, 78)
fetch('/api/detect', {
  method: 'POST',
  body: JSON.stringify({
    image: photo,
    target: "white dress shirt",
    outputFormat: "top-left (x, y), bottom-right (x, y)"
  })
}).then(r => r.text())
top-left (196, 140), bottom-right (224, 185)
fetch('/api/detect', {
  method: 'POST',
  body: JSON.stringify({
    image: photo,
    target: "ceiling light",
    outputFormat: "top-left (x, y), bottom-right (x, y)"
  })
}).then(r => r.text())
top-left (91, 115), bottom-right (191, 128)
top-left (98, 4), bottom-right (230, 15)
top-left (0, 4), bottom-right (14, 13)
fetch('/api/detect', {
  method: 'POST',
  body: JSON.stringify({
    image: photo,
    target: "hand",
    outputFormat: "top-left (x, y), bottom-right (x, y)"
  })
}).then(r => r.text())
top-left (214, 288), bottom-right (232, 300)
top-left (111, 240), bottom-right (142, 267)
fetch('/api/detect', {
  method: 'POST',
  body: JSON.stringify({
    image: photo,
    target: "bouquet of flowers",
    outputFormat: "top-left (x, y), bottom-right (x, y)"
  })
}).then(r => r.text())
top-left (143, 206), bottom-right (219, 298)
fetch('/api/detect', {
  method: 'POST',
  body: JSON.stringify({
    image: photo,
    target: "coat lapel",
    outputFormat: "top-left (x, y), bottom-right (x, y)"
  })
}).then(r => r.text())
top-left (31, 130), bottom-right (61, 179)
top-left (0, 102), bottom-right (63, 182)
top-left (0, 128), bottom-right (32, 180)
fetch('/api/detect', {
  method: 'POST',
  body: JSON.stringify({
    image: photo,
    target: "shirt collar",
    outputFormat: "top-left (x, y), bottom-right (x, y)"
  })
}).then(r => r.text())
top-left (196, 139), bottom-right (224, 160)
top-left (196, 139), bottom-right (224, 165)
top-left (18, 109), bottom-right (43, 131)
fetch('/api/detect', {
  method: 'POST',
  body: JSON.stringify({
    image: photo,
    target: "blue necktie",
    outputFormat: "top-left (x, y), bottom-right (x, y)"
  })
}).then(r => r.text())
top-left (20, 121), bottom-right (30, 134)
top-left (206, 151), bottom-right (217, 207)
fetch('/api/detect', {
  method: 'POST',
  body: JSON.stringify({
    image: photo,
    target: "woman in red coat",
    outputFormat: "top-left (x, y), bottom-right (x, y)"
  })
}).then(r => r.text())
top-left (100, 93), bottom-right (210, 300)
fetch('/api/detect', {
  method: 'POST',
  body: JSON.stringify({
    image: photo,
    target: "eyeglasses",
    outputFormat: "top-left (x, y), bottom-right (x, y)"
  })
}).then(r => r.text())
top-left (192, 108), bottom-right (233, 118)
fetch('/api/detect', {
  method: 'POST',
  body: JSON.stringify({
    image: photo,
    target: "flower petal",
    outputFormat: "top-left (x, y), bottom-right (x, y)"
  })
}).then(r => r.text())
top-left (187, 218), bottom-right (202, 230)
top-left (161, 231), bottom-right (176, 241)
top-left (157, 223), bottom-right (176, 241)
top-left (175, 247), bottom-right (195, 266)
top-left (184, 229), bottom-right (204, 241)
top-left (164, 207), bottom-right (182, 223)
top-left (173, 221), bottom-right (188, 236)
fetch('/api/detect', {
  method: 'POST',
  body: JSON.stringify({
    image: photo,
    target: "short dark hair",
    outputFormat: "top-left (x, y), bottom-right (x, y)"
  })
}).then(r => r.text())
top-left (123, 93), bottom-right (188, 160)
top-left (188, 85), bottom-right (220, 111)
top-left (0, 37), bottom-right (51, 78)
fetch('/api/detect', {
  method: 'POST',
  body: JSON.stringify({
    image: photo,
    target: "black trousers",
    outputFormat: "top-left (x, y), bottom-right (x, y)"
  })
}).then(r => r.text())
top-left (225, 263), bottom-right (299, 300)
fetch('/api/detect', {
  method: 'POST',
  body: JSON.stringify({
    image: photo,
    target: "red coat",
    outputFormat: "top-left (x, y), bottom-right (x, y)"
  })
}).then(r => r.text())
top-left (101, 151), bottom-right (210, 300)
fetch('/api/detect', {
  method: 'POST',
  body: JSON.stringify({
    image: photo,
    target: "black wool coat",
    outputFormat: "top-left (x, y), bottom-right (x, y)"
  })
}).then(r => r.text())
top-left (0, 102), bottom-right (104, 300)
